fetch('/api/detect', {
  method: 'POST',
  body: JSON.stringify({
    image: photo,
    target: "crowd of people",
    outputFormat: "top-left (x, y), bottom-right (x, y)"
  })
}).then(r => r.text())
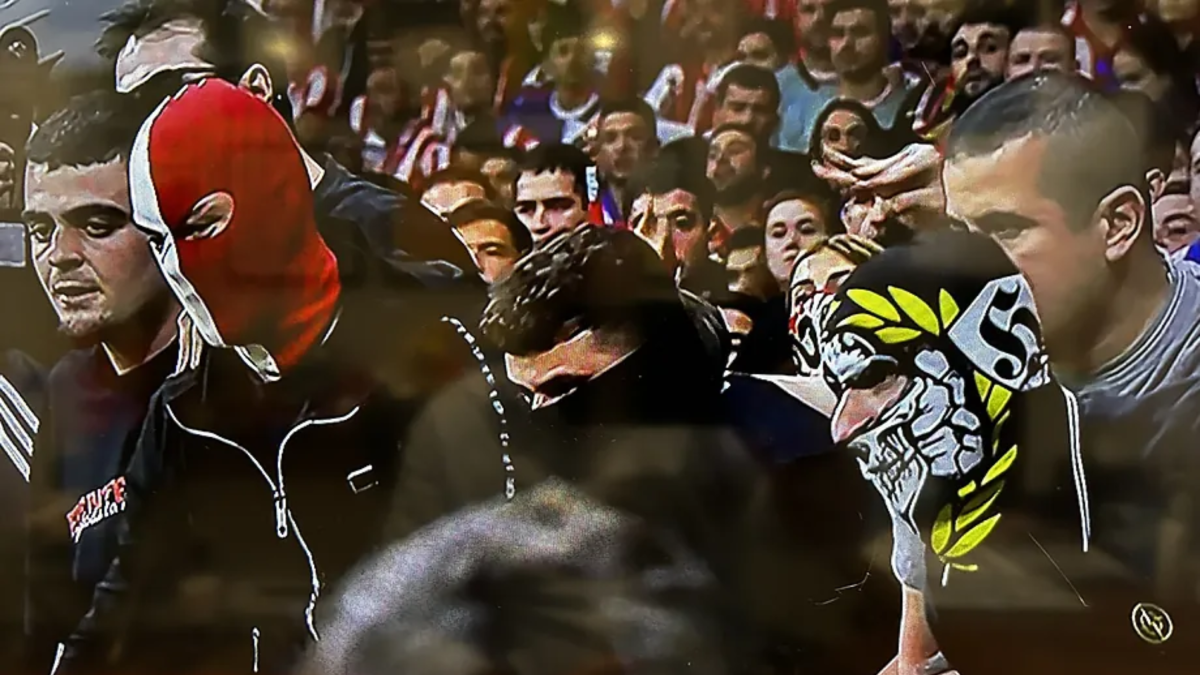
top-left (0, 0), bottom-right (1198, 673)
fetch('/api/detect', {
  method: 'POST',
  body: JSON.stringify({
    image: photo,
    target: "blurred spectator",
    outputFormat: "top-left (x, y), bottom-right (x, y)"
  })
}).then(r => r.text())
top-left (707, 125), bottom-right (772, 230)
top-left (1061, 0), bottom-right (1141, 86)
top-left (645, 0), bottom-right (746, 134)
top-left (738, 19), bottom-right (812, 142)
top-left (1153, 176), bottom-right (1199, 254)
top-left (786, 233), bottom-right (881, 375)
top-left (912, 2), bottom-right (1023, 141)
top-left (425, 47), bottom-right (540, 148)
top-left (827, 0), bottom-right (920, 127)
top-left (593, 99), bottom-right (660, 226)
top-left (629, 153), bottom-right (724, 295)
top-left (1191, 126), bottom-right (1200, 212)
top-left (515, 142), bottom-right (595, 243)
top-left (795, 0), bottom-right (837, 83)
top-left (1111, 88), bottom-right (1185, 201)
top-left (421, 167), bottom-right (495, 216)
top-left (1113, 15), bottom-right (1200, 131)
top-left (349, 65), bottom-right (451, 185)
top-left (711, 64), bottom-right (783, 140)
top-left (738, 18), bottom-right (795, 70)
top-left (809, 98), bottom-right (899, 168)
top-left (1006, 23), bottom-right (1077, 79)
top-left (450, 123), bottom-right (523, 207)
top-left (762, 185), bottom-right (841, 293)
top-left (508, 2), bottom-right (603, 144)
top-left (726, 226), bottom-right (777, 300)
top-left (950, 3), bottom-right (1019, 105)
top-left (447, 199), bottom-right (533, 282)
top-left (475, 0), bottom-right (539, 108)
top-left (781, 0), bottom-right (921, 151)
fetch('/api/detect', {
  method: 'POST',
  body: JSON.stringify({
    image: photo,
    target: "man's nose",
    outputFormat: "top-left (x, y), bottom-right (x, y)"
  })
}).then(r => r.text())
top-left (47, 228), bottom-right (84, 268)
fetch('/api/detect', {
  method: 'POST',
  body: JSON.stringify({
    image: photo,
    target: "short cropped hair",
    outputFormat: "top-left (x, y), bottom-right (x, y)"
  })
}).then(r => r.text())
top-left (709, 123), bottom-right (768, 167)
top-left (715, 64), bottom-right (782, 111)
top-left (627, 153), bottom-right (716, 223)
top-left (480, 226), bottom-right (681, 356)
top-left (740, 18), bottom-right (796, 59)
top-left (448, 199), bottom-right (534, 253)
top-left (826, 0), bottom-right (890, 36)
top-left (516, 143), bottom-right (594, 206)
top-left (27, 90), bottom-right (151, 170)
top-left (598, 98), bottom-right (658, 137)
top-left (945, 72), bottom-right (1145, 226)
top-left (765, 186), bottom-right (843, 236)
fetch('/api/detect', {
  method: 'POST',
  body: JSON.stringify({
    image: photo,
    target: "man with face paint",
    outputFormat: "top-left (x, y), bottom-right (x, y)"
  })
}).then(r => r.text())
top-left (822, 230), bottom-right (1197, 673)
top-left (96, 0), bottom-right (472, 279)
top-left (787, 234), bottom-right (881, 378)
top-left (59, 80), bottom-right (475, 675)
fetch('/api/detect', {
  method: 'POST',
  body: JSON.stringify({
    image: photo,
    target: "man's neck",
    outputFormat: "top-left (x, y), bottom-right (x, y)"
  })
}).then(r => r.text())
top-left (802, 48), bottom-right (835, 79)
top-left (715, 199), bottom-right (761, 229)
top-left (1056, 249), bottom-right (1171, 380)
top-left (101, 304), bottom-right (182, 376)
top-left (839, 71), bottom-right (889, 103)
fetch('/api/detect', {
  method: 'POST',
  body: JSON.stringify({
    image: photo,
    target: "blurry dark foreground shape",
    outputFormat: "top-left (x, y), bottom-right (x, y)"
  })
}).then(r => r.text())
top-left (300, 479), bottom-right (727, 675)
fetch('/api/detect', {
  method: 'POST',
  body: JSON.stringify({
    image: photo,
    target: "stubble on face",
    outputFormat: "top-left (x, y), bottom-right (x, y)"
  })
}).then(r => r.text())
top-left (24, 160), bottom-right (171, 341)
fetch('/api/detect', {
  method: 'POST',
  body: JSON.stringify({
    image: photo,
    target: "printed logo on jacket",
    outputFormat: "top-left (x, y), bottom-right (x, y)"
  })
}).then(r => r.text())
top-left (66, 476), bottom-right (127, 543)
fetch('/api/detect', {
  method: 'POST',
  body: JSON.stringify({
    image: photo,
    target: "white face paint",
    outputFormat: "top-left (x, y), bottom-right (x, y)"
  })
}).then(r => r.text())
top-left (823, 333), bottom-right (985, 590)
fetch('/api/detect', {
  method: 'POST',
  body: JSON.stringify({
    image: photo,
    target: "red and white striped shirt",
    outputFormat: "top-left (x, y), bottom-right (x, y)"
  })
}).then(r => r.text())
top-left (420, 85), bottom-right (541, 151)
top-left (288, 64), bottom-right (343, 122)
top-left (349, 95), bottom-right (450, 189)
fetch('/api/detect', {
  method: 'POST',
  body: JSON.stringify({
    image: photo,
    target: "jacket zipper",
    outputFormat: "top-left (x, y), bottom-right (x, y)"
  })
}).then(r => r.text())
top-left (166, 404), bottom-right (362, 647)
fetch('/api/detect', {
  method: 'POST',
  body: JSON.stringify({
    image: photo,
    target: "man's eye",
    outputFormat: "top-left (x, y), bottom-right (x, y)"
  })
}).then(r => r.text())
top-left (27, 223), bottom-right (52, 244)
top-left (849, 359), bottom-right (897, 389)
top-left (673, 215), bottom-right (697, 231)
top-left (84, 220), bottom-right (122, 238)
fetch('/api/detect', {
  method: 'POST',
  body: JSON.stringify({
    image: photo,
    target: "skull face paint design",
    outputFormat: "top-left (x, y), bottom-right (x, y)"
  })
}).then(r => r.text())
top-left (823, 331), bottom-right (984, 588)
top-left (788, 244), bottom-right (864, 376)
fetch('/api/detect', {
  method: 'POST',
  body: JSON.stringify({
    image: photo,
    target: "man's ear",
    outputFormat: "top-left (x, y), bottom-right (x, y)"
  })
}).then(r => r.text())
top-left (1147, 168), bottom-right (1166, 203)
top-left (239, 63), bottom-right (274, 102)
top-left (1095, 184), bottom-right (1147, 263)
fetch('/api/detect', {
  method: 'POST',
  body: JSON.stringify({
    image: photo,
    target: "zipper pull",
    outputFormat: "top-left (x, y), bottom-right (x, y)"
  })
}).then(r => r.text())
top-left (274, 492), bottom-right (289, 539)
top-left (251, 626), bottom-right (260, 673)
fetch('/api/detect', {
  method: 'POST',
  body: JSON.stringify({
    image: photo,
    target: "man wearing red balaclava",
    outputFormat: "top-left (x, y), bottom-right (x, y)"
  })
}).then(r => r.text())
top-left (59, 80), bottom-right (474, 675)
top-left (130, 78), bottom-right (341, 380)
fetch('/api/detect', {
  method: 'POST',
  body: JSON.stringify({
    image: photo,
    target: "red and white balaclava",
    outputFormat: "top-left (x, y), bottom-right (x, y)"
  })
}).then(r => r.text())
top-left (129, 79), bottom-right (341, 381)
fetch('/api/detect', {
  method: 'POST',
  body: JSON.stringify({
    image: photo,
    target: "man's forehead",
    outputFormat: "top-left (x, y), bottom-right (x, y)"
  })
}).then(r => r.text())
top-left (943, 136), bottom-right (1050, 216)
top-left (955, 23), bottom-right (1011, 45)
top-left (516, 170), bottom-right (576, 198)
top-left (600, 112), bottom-right (647, 132)
top-left (26, 159), bottom-right (131, 211)
top-left (115, 18), bottom-right (212, 94)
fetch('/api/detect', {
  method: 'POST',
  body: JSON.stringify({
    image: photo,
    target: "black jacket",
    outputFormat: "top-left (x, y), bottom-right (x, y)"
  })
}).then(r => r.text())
top-left (24, 346), bottom-right (174, 675)
top-left (313, 155), bottom-right (477, 279)
top-left (57, 292), bottom-right (476, 675)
